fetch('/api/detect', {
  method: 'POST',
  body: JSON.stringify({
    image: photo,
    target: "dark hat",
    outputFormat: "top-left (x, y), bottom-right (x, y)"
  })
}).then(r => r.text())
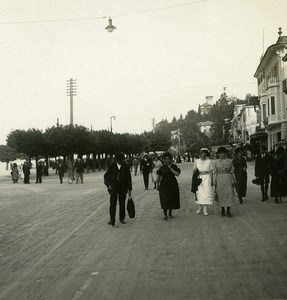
top-left (235, 147), bottom-right (243, 154)
top-left (163, 152), bottom-right (173, 159)
top-left (216, 147), bottom-right (229, 154)
top-left (114, 152), bottom-right (125, 162)
top-left (276, 146), bottom-right (285, 156)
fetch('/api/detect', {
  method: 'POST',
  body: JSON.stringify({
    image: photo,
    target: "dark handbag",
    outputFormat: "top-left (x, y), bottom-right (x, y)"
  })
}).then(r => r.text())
top-left (252, 177), bottom-right (262, 185)
top-left (127, 196), bottom-right (135, 218)
top-left (191, 169), bottom-right (202, 193)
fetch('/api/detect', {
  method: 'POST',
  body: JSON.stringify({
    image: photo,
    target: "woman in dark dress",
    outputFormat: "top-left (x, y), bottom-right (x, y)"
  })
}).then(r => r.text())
top-left (271, 146), bottom-right (286, 203)
top-left (156, 152), bottom-right (181, 220)
top-left (232, 147), bottom-right (247, 204)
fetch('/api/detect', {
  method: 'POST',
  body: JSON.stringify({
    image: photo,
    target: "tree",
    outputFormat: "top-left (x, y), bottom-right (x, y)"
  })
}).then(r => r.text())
top-left (146, 131), bottom-right (171, 152)
top-left (0, 145), bottom-right (18, 170)
top-left (209, 93), bottom-right (234, 145)
top-left (7, 129), bottom-right (45, 159)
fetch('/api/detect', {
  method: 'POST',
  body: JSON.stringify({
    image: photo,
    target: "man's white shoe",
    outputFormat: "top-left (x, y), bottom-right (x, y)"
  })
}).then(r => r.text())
top-left (203, 207), bottom-right (208, 216)
top-left (196, 207), bottom-right (202, 214)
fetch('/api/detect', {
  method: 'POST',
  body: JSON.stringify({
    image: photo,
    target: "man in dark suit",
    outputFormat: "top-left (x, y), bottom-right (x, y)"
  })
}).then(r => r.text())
top-left (255, 145), bottom-right (273, 201)
top-left (104, 153), bottom-right (132, 226)
top-left (140, 154), bottom-right (152, 190)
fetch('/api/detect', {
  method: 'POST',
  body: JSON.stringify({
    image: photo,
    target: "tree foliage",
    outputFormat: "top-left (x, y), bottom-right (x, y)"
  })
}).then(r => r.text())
top-left (0, 145), bottom-right (18, 163)
top-left (7, 129), bottom-right (45, 158)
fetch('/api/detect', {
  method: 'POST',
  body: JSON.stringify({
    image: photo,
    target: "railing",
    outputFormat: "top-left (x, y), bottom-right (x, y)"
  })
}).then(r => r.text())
top-left (262, 113), bottom-right (287, 127)
top-left (268, 77), bottom-right (279, 88)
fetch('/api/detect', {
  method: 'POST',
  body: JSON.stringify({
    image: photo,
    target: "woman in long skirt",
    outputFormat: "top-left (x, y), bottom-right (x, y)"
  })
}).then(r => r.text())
top-left (192, 148), bottom-right (213, 216)
top-left (11, 163), bottom-right (19, 183)
top-left (271, 146), bottom-right (286, 203)
top-left (214, 147), bottom-right (236, 217)
top-left (232, 147), bottom-right (247, 204)
top-left (157, 152), bottom-right (180, 220)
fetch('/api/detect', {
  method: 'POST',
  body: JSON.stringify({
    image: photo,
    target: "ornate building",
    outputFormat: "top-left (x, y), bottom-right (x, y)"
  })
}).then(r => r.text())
top-left (254, 27), bottom-right (287, 149)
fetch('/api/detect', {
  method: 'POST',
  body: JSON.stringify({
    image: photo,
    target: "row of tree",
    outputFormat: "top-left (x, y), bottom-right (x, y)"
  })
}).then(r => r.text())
top-left (0, 92), bottom-right (252, 168)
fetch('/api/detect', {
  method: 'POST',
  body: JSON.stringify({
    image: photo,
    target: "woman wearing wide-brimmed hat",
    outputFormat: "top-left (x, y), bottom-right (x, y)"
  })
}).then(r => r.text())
top-left (214, 147), bottom-right (236, 217)
top-left (192, 148), bottom-right (213, 216)
top-left (156, 152), bottom-right (181, 220)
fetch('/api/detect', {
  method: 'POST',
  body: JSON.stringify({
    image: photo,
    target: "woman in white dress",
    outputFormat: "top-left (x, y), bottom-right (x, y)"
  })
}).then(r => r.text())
top-left (152, 156), bottom-right (163, 189)
top-left (192, 148), bottom-right (214, 216)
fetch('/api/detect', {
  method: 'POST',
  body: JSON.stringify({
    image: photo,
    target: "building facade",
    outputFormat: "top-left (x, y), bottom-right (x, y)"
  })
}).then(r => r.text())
top-left (199, 96), bottom-right (213, 115)
top-left (231, 100), bottom-right (260, 146)
top-left (197, 121), bottom-right (214, 138)
top-left (254, 28), bottom-right (287, 150)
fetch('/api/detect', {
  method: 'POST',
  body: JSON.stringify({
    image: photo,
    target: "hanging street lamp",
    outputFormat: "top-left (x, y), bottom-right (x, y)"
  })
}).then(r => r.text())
top-left (105, 17), bottom-right (116, 33)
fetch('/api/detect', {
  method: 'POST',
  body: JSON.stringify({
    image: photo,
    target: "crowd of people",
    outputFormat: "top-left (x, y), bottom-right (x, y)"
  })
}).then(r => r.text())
top-left (7, 145), bottom-right (287, 226)
top-left (104, 145), bottom-right (287, 225)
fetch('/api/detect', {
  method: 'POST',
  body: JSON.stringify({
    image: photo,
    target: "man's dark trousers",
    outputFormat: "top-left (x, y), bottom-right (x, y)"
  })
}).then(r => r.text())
top-left (143, 171), bottom-right (149, 189)
top-left (259, 174), bottom-right (270, 199)
top-left (109, 187), bottom-right (126, 225)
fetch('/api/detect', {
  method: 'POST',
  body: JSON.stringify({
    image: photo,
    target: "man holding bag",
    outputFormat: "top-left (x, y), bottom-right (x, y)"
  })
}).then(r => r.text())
top-left (104, 153), bottom-right (132, 227)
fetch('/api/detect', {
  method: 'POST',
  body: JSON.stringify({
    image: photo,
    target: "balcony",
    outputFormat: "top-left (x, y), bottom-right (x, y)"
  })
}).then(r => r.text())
top-left (263, 113), bottom-right (287, 127)
top-left (267, 77), bottom-right (279, 88)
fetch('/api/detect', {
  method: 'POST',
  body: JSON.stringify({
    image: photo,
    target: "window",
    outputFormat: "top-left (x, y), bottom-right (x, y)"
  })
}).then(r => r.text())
top-left (270, 96), bottom-right (275, 115)
top-left (276, 131), bottom-right (281, 142)
top-left (262, 104), bottom-right (266, 120)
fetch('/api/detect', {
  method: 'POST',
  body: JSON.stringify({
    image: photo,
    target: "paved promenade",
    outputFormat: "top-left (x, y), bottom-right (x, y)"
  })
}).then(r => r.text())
top-left (0, 161), bottom-right (286, 300)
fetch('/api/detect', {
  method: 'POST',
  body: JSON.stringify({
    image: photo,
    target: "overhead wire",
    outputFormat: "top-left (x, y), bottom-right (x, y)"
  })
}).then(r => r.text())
top-left (0, 0), bottom-right (211, 25)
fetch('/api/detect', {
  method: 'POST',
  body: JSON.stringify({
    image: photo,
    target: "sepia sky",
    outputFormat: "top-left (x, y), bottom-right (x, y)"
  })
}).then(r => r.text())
top-left (0, 0), bottom-right (286, 145)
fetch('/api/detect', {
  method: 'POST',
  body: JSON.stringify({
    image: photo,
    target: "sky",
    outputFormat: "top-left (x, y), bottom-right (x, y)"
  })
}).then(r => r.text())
top-left (0, 0), bottom-right (286, 145)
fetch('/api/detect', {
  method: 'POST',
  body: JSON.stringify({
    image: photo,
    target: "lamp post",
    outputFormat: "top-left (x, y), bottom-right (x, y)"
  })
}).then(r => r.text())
top-left (110, 116), bottom-right (116, 132)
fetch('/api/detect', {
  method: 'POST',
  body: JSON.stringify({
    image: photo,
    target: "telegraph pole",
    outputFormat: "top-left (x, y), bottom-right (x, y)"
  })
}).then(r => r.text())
top-left (66, 78), bottom-right (77, 125)
top-left (152, 118), bottom-right (155, 133)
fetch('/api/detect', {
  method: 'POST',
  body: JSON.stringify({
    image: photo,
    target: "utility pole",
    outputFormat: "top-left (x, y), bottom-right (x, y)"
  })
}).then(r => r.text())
top-left (66, 78), bottom-right (77, 125)
top-left (110, 116), bottom-right (116, 133)
top-left (152, 118), bottom-right (155, 133)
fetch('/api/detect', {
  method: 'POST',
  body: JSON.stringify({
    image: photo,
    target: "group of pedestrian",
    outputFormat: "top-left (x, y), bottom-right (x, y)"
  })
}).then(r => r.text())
top-left (192, 146), bottom-right (238, 218)
top-left (255, 145), bottom-right (287, 203)
top-left (104, 144), bottom-right (287, 226)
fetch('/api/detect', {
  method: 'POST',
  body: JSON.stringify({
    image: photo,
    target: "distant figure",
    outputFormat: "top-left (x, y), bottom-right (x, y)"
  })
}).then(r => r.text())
top-left (22, 160), bottom-right (31, 184)
top-left (11, 163), bottom-right (19, 183)
top-left (57, 161), bottom-right (65, 184)
top-left (104, 153), bottom-right (132, 226)
top-left (156, 152), bottom-right (180, 221)
top-left (151, 156), bottom-right (162, 189)
top-left (127, 156), bottom-right (133, 172)
top-left (255, 145), bottom-right (273, 201)
top-left (271, 146), bottom-right (286, 203)
top-left (140, 154), bottom-right (152, 190)
top-left (35, 161), bottom-right (43, 184)
top-left (133, 156), bottom-right (140, 176)
top-left (232, 147), bottom-right (247, 204)
top-left (74, 158), bottom-right (85, 183)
